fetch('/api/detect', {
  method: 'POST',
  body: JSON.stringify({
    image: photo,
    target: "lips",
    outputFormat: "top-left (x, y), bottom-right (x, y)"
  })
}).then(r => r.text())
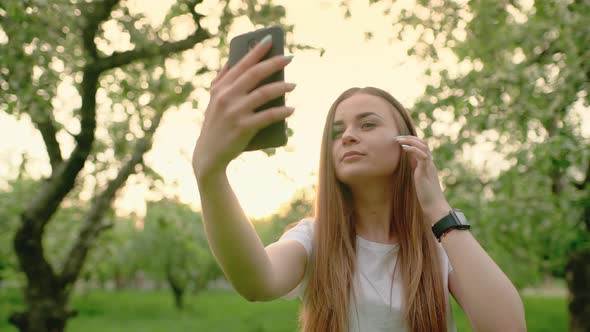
top-left (341, 151), bottom-right (365, 161)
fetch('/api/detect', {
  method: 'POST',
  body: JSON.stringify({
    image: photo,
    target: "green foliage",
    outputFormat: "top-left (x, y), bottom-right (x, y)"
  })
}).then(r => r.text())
top-left (0, 177), bottom-right (40, 285)
top-left (375, 0), bottom-right (590, 288)
top-left (78, 198), bottom-right (224, 306)
top-left (0, 287), bottom-right (568, 332)
top-left (0, 0), bottom-right (80, 118)
top-left (0, 175), bottom-right (126, 287)
top-left (137, 199), bottom-right (222, 294)
top-left (0, 0), bottom-right (324, 328)
top-left (81, 214), bottom-right (140, 287)
top-left (255, 187), bottom-right (315, 246)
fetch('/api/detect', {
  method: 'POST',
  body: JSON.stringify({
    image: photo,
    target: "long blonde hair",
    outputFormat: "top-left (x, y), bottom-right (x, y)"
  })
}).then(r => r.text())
top-left (288, 87), bottom-right (448, 331)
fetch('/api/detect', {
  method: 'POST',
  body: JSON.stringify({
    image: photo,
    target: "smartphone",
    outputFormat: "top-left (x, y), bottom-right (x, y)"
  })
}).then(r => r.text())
top-left (228, 25), bottom-right (288, 151)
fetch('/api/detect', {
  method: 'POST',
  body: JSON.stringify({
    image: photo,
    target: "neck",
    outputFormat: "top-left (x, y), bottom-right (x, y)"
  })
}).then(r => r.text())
top-left (349, 177), bottom-right (398, 244)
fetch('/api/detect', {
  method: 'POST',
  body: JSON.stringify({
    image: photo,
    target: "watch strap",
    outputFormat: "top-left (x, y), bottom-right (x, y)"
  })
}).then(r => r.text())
top-left (432, 209), bottom-right (471, 240)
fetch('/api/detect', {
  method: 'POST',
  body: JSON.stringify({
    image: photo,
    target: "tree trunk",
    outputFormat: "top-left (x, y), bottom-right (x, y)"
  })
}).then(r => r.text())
top-left (172, 286), bottom-right (184, 310)
top-left (167, 275), bottom-right (185, 310)
top-left (114, 270), bottom-right (126, 290)
top-left (543, 272), bottom-right (553, 289)
top-left (10, 210), bottom-right (80, 332)
top-left (8, 283), bottom-right (77, 332)
top-left (565, 247), bottom-right (590, 332)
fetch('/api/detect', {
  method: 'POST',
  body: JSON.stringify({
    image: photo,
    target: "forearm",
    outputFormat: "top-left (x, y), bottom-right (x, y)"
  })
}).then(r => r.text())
top-left (195, 170), bottom-right (272, 300)
top-left (441, 230), bottom-right (526, 332)
top-left (427, 205), bottom-right (526, 332)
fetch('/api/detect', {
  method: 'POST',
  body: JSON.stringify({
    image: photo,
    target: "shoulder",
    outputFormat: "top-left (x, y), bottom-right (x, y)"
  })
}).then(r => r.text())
top-left (280, 218), bottom-right (315, 237)
top-left (278, 218), bottom-right (315, 257)
top-left (283, 218), bottom-right (315, 233)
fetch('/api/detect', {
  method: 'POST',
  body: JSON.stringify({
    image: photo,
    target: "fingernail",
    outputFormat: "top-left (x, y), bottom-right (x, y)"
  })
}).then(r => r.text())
top-left (283, 55), bottom-right (294, 62)
top-left (402, 144), bottom-right (411, 149)
top-left (259, 34), bottom-right (272, 45)
top-left (287, 83), bottom-right (297, 91)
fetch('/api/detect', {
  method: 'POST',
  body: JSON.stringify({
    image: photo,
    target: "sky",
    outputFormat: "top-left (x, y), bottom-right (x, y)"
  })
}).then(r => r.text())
top-left (1, 0), bottom-right (588, 220)
top-left (142, 0), bottom-right (438, 219)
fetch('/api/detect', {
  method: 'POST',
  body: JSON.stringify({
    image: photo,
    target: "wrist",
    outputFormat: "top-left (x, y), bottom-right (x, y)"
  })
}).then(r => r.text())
top-left (193, 161), bottom-right (228, 184)
top-left (195, 169), bottom-right (228, 193)
top-left (192, 148), bottom-right (228, 182)
top-left (424, 201), bottom-right (452, 226)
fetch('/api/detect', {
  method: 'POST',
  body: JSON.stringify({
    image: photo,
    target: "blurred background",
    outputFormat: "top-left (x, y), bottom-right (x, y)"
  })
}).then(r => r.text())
top-left (1, 0), bottom-right (588, 331)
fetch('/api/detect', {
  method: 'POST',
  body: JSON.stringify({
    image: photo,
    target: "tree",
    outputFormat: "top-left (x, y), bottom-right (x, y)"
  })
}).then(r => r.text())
top-left (261, 186), bottom-right (316, 245)
top-left (137, 198), bottom-right (221, 310)
top-left (368, 0), bottom-right (589, 330)
top-left (80, 212), bottom-right (140, 290)
top-left (0, 0), bottom-right (319, 330)
top-left (0, 169), bottom-right (37, 289)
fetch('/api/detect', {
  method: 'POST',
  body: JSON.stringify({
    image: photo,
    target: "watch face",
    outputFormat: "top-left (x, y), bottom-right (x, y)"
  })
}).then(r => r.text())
top-left (453, 210), bottom-right (469, 225)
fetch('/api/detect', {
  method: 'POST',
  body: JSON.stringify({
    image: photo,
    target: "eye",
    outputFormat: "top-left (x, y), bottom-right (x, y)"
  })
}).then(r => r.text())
top-left (332, 130), bottom-right (343, 139)
top-left (361, 122), bottom-right (375, 129)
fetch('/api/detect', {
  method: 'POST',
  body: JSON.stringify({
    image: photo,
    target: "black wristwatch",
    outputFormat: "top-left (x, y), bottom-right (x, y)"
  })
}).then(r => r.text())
top-left (432, 209), bottom-right (471, 240)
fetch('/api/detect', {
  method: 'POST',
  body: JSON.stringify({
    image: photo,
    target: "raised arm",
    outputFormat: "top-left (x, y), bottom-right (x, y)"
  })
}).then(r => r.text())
top-left (192, 35), bottom-right (304, 301)
top-left (195, 170), bottom-right (307, 301)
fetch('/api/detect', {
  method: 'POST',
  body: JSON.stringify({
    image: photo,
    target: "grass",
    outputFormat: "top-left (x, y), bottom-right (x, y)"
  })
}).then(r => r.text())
top-left (0, 288), bottom-right (568, 331)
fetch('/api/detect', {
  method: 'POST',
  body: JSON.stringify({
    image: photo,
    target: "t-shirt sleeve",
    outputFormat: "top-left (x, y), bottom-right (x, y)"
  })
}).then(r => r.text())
top-left (438, 242), bottom-right (453, 274)
top-left (274, 219), bottom-right (314, 300)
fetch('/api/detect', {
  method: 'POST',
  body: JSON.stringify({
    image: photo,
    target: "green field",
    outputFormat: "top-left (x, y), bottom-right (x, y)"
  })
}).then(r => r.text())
top-left (0, 288), bottom-right (568, 331)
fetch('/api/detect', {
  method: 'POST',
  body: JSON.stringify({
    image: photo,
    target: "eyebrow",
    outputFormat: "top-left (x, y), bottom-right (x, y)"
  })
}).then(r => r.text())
top-left (332, 112), bottom-right (384, 127)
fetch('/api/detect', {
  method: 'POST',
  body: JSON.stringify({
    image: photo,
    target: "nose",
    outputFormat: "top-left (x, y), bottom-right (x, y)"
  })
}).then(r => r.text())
top-left (341, 129), bottom-right (359, 146)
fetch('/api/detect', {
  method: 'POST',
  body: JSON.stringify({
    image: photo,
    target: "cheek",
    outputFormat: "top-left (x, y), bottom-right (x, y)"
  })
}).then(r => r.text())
top-left (375, 141), bottom-right (402, 169)
top-left (331, 144), bottom-right (343, 169)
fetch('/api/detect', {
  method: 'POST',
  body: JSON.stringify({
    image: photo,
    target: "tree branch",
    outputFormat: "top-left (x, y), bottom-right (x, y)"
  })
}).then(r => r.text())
top-left (95, 27), bottom-right (211, 72)
top-left (186, 0), bottom-right (206, 30)
top-left (60, 106), bottom-right (166, 285)
top-left (29, 108), bottom-right (63, 172)
top-left (2, 9), bottom-right (64, 173)
top-left (81, 0), bottom-right (121, 59)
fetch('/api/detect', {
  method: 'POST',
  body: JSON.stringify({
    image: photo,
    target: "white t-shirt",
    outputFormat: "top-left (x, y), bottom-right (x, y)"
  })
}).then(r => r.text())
top-left (275, 218), bottom-right (457, 332)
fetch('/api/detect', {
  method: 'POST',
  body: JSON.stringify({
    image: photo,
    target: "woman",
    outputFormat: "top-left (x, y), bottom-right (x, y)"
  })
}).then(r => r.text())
top-left (192, 34), bottom-right (526, 332)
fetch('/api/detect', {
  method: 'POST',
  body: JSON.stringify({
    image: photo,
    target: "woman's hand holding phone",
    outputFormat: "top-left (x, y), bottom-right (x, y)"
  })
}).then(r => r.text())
top-left (192, 35), bottom-right (296, 180)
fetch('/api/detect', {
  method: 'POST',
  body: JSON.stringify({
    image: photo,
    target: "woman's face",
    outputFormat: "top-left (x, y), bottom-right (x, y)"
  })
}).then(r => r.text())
top-left (331, 93), bottom-right (402, 185)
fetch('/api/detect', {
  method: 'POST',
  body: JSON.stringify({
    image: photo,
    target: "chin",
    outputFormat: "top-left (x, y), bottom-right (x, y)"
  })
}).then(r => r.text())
top-left (336, 169), bottom-right (380, 185)
top-left (336, 165), bottom-right (398, 186)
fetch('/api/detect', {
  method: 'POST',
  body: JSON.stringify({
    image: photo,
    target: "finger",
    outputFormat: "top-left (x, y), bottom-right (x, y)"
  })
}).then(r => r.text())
top-left (231, 54), bottom-right (293, 94)
top-left (401, 144), bottom-right (429, 160)
top-left (240, 81), bottom-right (296, 111)
top-left (212, 63), bottom-right (230, 86)
top-left (396, 136), bottom-right (430, 156)
top-left (242, 105), bottom-right (295, 131)
top-left (219, 35), bottom-right (274, 86)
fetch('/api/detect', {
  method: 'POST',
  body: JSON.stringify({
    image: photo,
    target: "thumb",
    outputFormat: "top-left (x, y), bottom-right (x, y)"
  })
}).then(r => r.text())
top-left (410, 155), bottom-right (418, 170)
